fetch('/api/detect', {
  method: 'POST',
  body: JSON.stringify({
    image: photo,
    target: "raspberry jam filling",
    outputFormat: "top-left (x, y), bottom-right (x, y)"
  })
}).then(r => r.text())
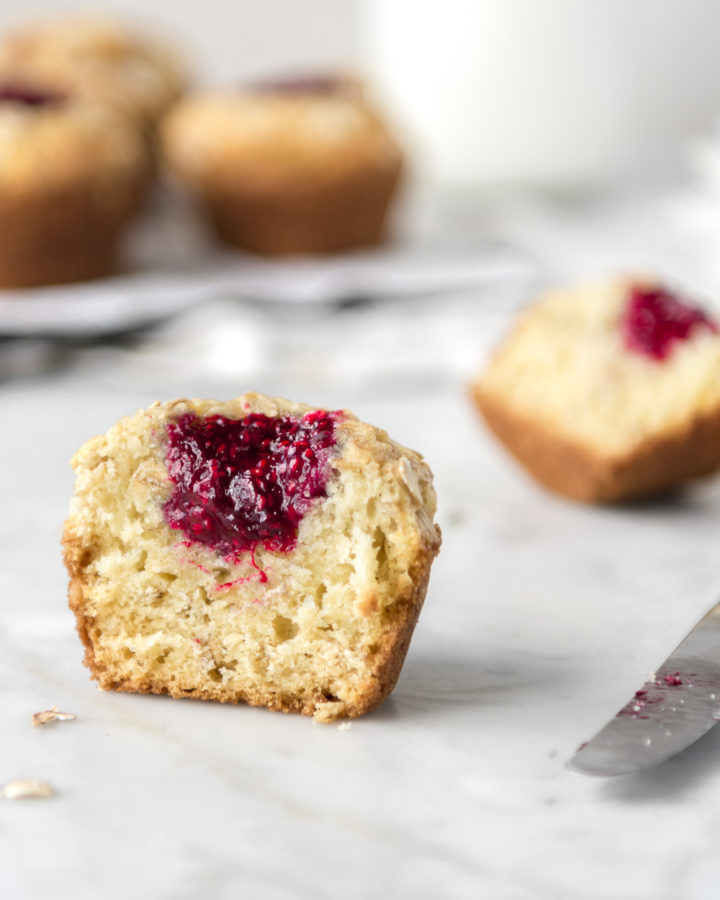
top-left (163, 410), bottom-right (339, 558)
top-left (622, 284), bottom-right (717, 361)
top-left (0, 84), bottom-right (65, 107)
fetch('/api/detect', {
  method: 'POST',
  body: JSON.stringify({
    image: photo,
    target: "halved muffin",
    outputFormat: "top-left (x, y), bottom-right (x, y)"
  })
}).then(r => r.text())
top-left (471, 277), bottom-right (720, 502)
top-left (63, 393), bottom-right (441, 721)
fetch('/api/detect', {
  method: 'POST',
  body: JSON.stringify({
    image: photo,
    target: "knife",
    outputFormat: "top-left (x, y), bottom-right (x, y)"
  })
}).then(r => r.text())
top-left (568, 598), bottom-right (720, 776)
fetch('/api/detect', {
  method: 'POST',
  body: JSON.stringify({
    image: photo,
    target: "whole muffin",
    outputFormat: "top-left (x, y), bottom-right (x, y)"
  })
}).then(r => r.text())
top-left (160, 77), bottom-right (404, 255)
top-left (0, 15), bottom-right (186, 131)
top-left (0, 82), bottom-right (149, 287)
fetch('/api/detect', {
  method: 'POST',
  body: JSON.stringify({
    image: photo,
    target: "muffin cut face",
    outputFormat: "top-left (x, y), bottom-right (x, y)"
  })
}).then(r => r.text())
top-left (64, 394), bottom-right (441, 721)
top-left (471, 277), bottom-right (720, 503)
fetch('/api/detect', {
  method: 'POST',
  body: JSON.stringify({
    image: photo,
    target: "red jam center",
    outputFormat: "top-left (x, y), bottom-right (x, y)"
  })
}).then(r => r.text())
top-left (0, 84), bottom-right (65, 107)
top-left (163, 410), bottom-right (338, 558)
top-left (622, 284), bottom-right (717, 361)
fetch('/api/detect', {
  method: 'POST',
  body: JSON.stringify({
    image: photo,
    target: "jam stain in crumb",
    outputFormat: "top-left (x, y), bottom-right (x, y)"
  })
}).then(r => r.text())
top-left (163, 410), bottom-right (338, 559)
top-left (622, 284), bottom-right (718, 361)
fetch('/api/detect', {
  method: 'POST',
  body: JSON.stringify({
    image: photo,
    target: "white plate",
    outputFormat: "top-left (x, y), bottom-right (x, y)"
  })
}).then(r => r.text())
top-left (0, 195), bottom-right (535, 338)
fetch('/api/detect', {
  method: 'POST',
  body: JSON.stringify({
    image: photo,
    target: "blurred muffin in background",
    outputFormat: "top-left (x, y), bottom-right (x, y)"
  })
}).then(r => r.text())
top-left (0, 15), bottom-right (187, 132)
top-left (0, 81), bottom-right (150, 287)
top-left (160, 76), bottom-right (404, 255)
top-left (471, 276), bottom-right (720, 503)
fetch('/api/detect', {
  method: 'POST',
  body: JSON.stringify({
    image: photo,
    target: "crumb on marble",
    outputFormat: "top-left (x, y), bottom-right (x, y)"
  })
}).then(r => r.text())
top-left (2, 779), bottom-right (55, 800)
top-left (31, 706), bottom-right (77, 727)
top-left (337, 720), bottom-right (352, 732)
top-left (312, 699), bottom-right (345, 723)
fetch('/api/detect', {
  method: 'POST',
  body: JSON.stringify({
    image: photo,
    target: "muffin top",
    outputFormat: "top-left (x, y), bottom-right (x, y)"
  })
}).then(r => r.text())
top-left (0, 84), bottom-right (148, 194)
top-left (0, 15), bottom-right (186, 126)
top-left (160, 77), bottom-right (404, 191)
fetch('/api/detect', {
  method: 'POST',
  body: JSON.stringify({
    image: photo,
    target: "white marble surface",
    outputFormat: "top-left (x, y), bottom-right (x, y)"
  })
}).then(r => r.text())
top-left (5, 190), bottom-right (720, 899)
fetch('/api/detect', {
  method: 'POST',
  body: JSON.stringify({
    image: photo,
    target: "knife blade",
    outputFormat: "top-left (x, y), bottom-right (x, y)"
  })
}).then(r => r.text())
top-left (568, 598), bottom-right (720, 776)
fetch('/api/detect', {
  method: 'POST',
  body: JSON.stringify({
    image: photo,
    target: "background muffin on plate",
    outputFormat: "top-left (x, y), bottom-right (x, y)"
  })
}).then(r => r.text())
top-left (0, 82), bottom-right (149, 287)
top-left (0, 15), bottom-right (187, 132)
top-left (160, 76), bottom-right (404, 255)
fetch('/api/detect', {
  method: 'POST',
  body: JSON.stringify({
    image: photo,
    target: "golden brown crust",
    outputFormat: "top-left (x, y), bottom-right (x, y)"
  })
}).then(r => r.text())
top-left (201, 162), bottom-right (401, 255)
top-left (63, 393), bottom-right (440, 721)
top-left (0, 170), bottom-right (148, 287)
top-left (472, 383), bottom-right (720, 503)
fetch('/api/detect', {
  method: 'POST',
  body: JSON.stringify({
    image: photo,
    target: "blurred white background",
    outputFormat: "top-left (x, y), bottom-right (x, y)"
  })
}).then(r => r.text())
top-left (363, 0), bottom-right (720, 188)
top-left (5, 1), bottom-right (720, 190)
top-left (0, 0), bottom-right (360, 84)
